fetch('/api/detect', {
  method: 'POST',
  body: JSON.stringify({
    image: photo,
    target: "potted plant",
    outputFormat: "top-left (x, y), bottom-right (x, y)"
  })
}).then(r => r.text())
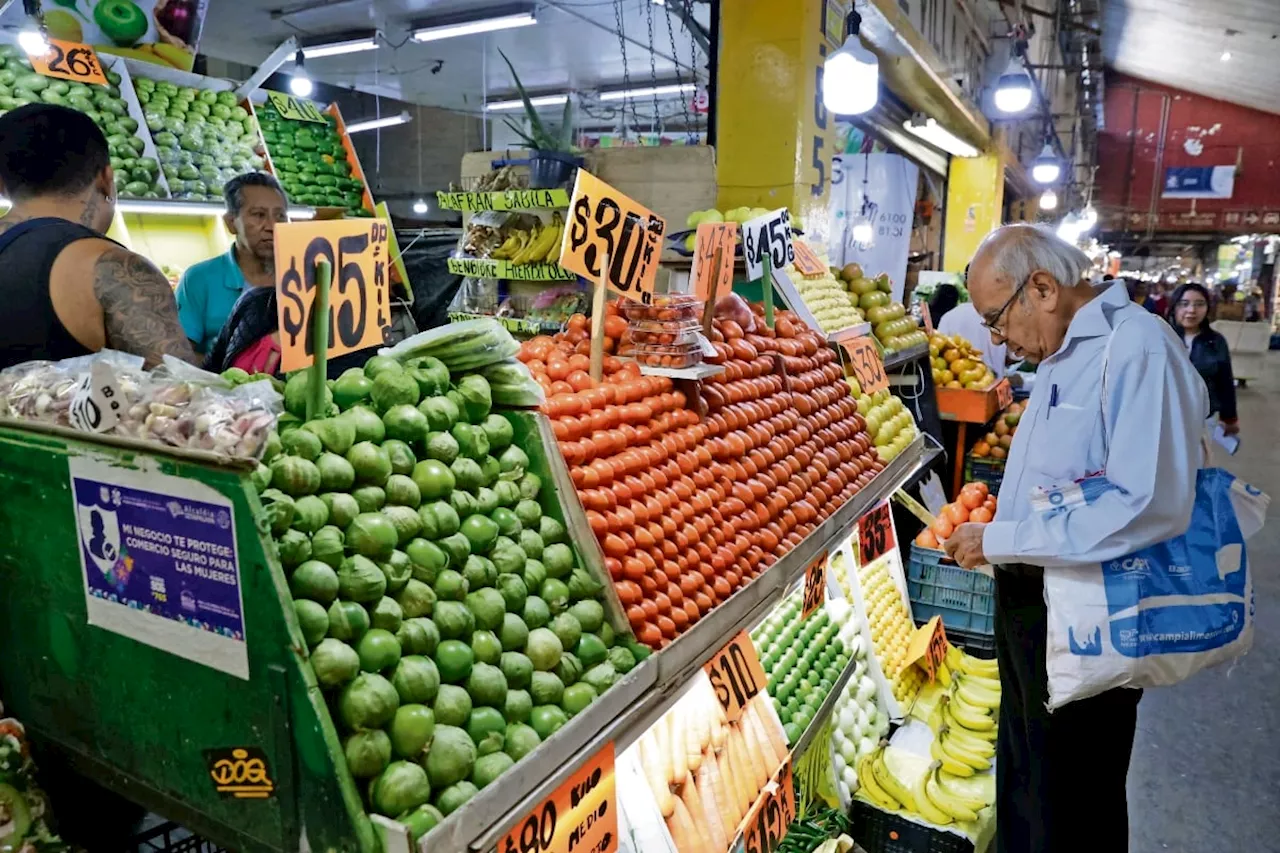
top-left (497, 49), bottom-right (578, 189)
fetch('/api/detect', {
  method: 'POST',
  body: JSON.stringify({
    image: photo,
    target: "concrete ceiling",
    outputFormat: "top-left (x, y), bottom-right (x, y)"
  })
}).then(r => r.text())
top-left (1103, 0), bottom-right (1280, 114)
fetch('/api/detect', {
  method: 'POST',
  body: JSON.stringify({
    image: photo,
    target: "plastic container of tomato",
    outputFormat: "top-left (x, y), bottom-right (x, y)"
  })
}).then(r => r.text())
top-left (618, 295), bottom-right (702, 322)
top-left (619, 342), bottom-right (704, 368)
top-left (626, 324), bottom-right (702, 346)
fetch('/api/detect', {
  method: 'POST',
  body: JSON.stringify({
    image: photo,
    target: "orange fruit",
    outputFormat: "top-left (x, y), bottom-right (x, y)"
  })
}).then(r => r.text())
top-left (942, 503), bottom-right (969, 526)
top-left (969, 506), bottom-right (994, 523)
top-left (931, 516), bottom-right (955, 539)
top-left (990, 446), bottom-right (1007, 460)
top-left (916, 529), bottom-right (940, 548)
top-left (972, 441), bottom-right (991, 458)
top-left (959, 490), bottom-right (984, 511)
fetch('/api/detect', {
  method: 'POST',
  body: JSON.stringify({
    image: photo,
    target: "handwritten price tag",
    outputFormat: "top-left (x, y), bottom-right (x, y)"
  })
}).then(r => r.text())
top-left (266, 90), bottom-right (327, 124)
top-left (740, 758), bottom-right (797, 853)
top-left (921, 302), bottom-right (935, 336)
top-left (841, 336), bottom-right (888, 395)
top-left (28, 39), bottom-right (107, 86)
top-left (858, 500), bottom-right (896, 566)
top-left (802, 551), bottom-right (827, 620)
top-left (791, 239), bottom-right (825, 276)
top-left (561, 169), bottom-right (666, 300)
top-left (703, 630), bottom-right (769, 724)
top-left (905, 616), bottom-right (950, 682)
top-left (691, 221), bottom-right (737, 301)
top-left (274, 219), bottom-right (392, 372)
top-left (994, 377), bottom-right (1013, 410)
top-left (69, 360), bottom-right (123, 433)
top-left (501, 743), bottom-right (616, 853)
top-left (742, 208), bottom-right (795, 281)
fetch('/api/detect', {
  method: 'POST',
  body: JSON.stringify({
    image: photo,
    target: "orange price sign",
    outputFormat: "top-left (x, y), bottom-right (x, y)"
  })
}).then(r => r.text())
top-left (792, 239), bottom-right (825, 276)
top-left (27, 39), bottom-right (107, 86)
top-left (994, 377), bottom-right (1014, 410)
top-left (801, 551), bottom-right (827, 619)
top-left (274, 219), bottom-right (393, 372)
top-left (691, 221), bottom-right (737, 301)
top-left (858, 500), bottom-right (896, 566)
top-left (921, 301), bottom-right (935, 336)
top-left (501, 743), bottom-right (617, 853)
top-left (841, 335), bottom-right (889, 395)
top-left (560, 169), bottom-right (666, 300)
top-left (740, 758), bottom-right (797, 853)
top-left (703, 630), bottom-right (769, 724)
top-left (905, 616), bottom-right (950, 682)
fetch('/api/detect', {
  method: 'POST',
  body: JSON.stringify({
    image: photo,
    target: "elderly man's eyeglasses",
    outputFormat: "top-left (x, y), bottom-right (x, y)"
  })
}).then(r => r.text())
top-left (981, 276), bottom-right (1031, 337)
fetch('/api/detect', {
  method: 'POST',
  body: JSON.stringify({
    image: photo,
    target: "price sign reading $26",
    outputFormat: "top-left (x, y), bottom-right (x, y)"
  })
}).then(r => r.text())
top-left (801, 551), bottom-right (827, 619)
top-left (858, 500), bottom-right (896, 567)
top-left (841, 336), bottom-right (888, 395)
top-left (275, 219), bottom-right (392, 372)
top-left (742, 208), bottom-right (794, 281)
top-left (27, 39), bottom-right (107, 86)
top-left (501, 743), bottom-right (616, 853)
top-left (561, 170), bottom-right (666, 301)
top-left (703, 630), bottom-right (768, 724)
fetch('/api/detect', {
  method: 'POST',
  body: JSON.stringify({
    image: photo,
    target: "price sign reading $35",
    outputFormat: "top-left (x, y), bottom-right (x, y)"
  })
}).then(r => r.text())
top-left (560, 170), bottom-right (666, 301)
top-left (274, 219), bottom-right (392, 372)
top-left (703, 630), bottom-right (769, 724)
top-left (742, 208), bottom-right (794, 281)
top-left (501, 743), bottom-right (616, 853)
top-left (858, 500), bottom-right (896, 566)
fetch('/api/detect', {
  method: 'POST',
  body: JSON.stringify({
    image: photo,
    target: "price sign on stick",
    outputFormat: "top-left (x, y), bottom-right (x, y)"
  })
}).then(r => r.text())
top-left (561, 170), bottom-right (666, 300)
top-left (741, 759), bottom-right (797, 853)
top-left (691, 221), bottom-right (737, 301)
top-left (704, 630), bottom-right (769, 724)
top-left (841, 336), bottom-right (889, 395)
top-left (801, 551), bottom-right (827, 619)
top-left (742, 208), bottom-right (795, 281)
top-left (27, 39), bottom-right (107, 86)
top-left (858, 500), bottom-right (896, 566)
top-left (266, 91), bottom-right (327, 124)
top-left (791, 238), bottom-right (826, 276)
top-left (275, 219), bottom-right (393, 372)
top-left (501, 743), bottom-right (617, 853)
top-left (905, 616), bottom-right (950, 683)
top-left (994, 377), bottom-right (1014, 410)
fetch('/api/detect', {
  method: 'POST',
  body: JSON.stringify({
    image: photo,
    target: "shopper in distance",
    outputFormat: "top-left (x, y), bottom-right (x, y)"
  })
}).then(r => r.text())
top-left (943, 224), bottom-right (1208, 852)
top-left (0, 104), bottom-right (195, 369)
top-left (1165, 282), bottom-right (1239, 440)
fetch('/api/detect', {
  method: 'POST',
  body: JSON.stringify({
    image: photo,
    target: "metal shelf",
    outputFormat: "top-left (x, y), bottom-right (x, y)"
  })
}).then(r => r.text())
top-left (883, 341), bottom-right (930, 370)
top-left (787, 639), bottom-right (860, 761)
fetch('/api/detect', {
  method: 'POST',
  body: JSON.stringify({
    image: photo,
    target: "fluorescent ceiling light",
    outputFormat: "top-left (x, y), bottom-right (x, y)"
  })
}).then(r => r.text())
top-left (346, 111), bottom-right (412, 133)
top-left (113, 199), bottom-right (316, 219)
top-left (301, 36), bottom-right (378, 58)
top-left (599, 83), bottom-right (695, 101)
top-left (412, 11), bottom-right (536, 42)
top-left (903, 115), bottom-right (979, 158)
top-left (1031, 143), bottom-right (1061, 184)
top-left (993, 56), bottom-right (1034, 114)
top-left (485, 94), bottom-right (568, 111)
top-left (1038, 190), bottom-right (1058, 211)
top-left (824, 13), bottom-right (879, 115)
top-left (852, 220), bottom-right (874, 244)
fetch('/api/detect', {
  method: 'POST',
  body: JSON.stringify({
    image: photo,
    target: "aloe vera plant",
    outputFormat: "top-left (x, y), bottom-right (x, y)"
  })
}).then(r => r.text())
top-left (496, 48), bottom-right (574, 153)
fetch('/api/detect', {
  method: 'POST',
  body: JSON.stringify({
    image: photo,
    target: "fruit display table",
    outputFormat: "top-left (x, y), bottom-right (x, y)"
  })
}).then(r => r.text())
top-left (935, 380), bottom-right (1012, 498)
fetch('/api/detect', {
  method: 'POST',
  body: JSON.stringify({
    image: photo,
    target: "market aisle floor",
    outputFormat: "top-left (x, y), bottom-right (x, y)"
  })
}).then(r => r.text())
top-left (1129, 352), bottom-right (1280, 852)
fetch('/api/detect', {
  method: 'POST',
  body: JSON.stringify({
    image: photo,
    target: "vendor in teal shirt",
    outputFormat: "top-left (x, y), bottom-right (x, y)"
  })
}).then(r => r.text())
top-left (176, 173), bottom-right (288, 354)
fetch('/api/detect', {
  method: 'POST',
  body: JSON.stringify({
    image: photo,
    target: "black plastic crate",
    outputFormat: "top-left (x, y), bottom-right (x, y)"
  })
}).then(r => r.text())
top-left (943, 625), bottom-right (997, 660)
top-left (131, 822), bottom-right (230, 853)
top-left (963, 455), bottom-right (1004, 492)
top-left (850, 798), bottom-right (975, 853)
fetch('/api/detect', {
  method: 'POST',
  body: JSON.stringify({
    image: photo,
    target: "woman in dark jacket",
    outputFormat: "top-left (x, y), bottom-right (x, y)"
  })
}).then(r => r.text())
top-left (1166, 282), bottom-right (1239, 436)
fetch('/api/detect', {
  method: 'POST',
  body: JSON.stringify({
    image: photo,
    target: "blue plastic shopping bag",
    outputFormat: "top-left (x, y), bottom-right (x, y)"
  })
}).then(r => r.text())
top-left (1033, 468), bottom-right (1267, 709)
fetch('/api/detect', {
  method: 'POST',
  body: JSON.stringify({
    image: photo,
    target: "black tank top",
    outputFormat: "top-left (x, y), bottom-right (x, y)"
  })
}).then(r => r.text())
top-left (0, 217), bottom-right (104, 371)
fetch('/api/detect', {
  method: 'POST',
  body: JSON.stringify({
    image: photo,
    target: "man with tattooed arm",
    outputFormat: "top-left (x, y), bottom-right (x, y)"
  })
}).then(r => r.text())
top-left (0, 104), bottom-right (197, 370)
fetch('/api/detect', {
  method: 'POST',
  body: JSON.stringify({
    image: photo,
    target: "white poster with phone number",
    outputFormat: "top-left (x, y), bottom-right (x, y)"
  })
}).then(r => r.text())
top-left (829, 153), bottom-right (918, 303)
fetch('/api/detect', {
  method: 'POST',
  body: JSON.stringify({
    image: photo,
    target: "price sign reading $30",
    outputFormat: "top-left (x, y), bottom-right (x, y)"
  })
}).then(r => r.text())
top-left (274, 219), bottom-right (393, 372)
top-left (560, 170), bottom-right (666, 301)
top-left (703, 630), bottom-right (769, 724)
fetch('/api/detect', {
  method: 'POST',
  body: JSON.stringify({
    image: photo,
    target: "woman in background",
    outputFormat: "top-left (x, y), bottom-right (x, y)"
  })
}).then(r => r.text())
top-left (1167, 282), bottom-right (1239, 436)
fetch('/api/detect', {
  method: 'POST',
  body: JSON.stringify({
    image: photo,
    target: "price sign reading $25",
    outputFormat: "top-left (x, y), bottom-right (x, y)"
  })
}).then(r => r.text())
top-left (741, 759), bottom-right (797, 853)
top-left (858, 500), bottom-right (896, 567)
top-left (742, 208), bottom-right (794, 281)
top-left (703, 630), bottom-right (768, 724)
top-left (275, 219), bottom-right (392, 372)
top-left (801, 551), bottom-right (827, 619)
top-left (841, 336), bottom-right (888, 395)
top-left (501, 743), bottom-right (616, 853)
top-left (27, 39), bottom-right (107, 86)
top-left (561, 170), bottom-right (666, 301)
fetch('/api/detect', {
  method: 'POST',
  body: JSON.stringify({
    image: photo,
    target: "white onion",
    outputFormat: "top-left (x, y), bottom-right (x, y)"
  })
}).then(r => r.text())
top-left (858, 735), bottom-right (877, 756)
top-left (833, 752), bottom-right (847, 778)
top-left (842, 766), bottom-right (860, 790)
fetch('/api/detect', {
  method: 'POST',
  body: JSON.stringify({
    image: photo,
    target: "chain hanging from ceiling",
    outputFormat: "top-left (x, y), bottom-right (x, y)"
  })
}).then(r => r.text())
top-left (612, 0), bottom-right (633, 138)
top-left (662, 0), bottom-right (697, 139)
top-left (645, 0), bottom-right (661, 132)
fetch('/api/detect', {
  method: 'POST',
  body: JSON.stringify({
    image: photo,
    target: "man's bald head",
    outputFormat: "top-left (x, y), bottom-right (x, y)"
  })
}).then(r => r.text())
top-left (966, 224), bottom-right (1096, 363)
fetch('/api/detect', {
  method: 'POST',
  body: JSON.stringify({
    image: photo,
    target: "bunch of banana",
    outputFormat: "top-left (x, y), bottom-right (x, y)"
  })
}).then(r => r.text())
top-left (491, 228), bottom-right (531, 260)
top-left (510, 214), bottom-right (563, 265)
top-left (855, 750), bottom-right (912, 813)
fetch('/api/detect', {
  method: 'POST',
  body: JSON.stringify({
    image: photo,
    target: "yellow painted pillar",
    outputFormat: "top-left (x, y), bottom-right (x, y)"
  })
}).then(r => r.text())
top-left (716, 0), bottom-right (846, 246)
top-left (941, 154), bottom-right (1004, 272)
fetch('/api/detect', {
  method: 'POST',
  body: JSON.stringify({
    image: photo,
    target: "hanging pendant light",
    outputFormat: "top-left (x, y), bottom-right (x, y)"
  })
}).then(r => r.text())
top-left (824, 10), bottom-right (879, 116)
top-left (1031, 143), bottom-right (1061, 184)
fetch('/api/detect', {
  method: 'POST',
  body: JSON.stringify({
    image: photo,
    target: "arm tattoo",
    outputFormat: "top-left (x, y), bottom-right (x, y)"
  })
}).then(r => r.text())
top-left (92, 247), bottom-right (199, 367)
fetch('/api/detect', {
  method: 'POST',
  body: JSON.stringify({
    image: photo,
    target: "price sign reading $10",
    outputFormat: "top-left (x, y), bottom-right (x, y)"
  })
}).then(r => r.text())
top-left (274, 219), bottom-right (393, 372)
top-left (742, 208), bottom-right (795, 281)
top-left (703, 630), bottom-right (769, 724)
top-left (560, 170), bottom-right (666, 301)
top-left (501, 743), bottom-right (617, 853)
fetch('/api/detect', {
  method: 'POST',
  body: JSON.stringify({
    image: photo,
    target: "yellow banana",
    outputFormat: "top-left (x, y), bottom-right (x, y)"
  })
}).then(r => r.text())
top-left (543, 224), bottom-right (563, 262)
top-left (959, 670), bottom-right (1002, 692)
top-left (942, 724), bottom-right (995, 757)
top-left (956, 677), bottom-right (1002, 710)
top-left (935, 768), bottom-right (991, 813)
top-left (926, 767), bottom-right (979, 821)
top-left (856, 755), bottom-right (900, 810)
top-left (946, 696), bottom-right (996, 732)
top-left (871, 753), bottom-right (916, 812)
top-left (942, 703), bottom-right (997, 742)
top-left (520, 225), bottom-right (559, 265)
top-left (491, 233), bottom-right (521, 259)
top-left (912, 765), bottom-right (955, 825)
top-left (959, 654), bottom-right (999, 678)
top-left (930, 735), bottom-right (974, 777)
top-left (939, 734), bottom-right (992, 772)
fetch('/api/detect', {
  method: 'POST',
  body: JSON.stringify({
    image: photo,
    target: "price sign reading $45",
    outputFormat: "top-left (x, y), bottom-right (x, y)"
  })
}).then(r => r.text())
top-left (703, 630), bottom-right (769, 724)
top-left (274, 219), bottom-right (393, 373)
top-left (742, 208), bottom-right (794, 281)
top-left (560, 170), bottom-right (666, 301)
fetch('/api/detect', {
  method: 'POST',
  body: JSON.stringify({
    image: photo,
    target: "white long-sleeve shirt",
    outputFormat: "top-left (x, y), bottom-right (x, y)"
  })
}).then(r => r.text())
top-left (982, 283), bottom-right (1208, 567)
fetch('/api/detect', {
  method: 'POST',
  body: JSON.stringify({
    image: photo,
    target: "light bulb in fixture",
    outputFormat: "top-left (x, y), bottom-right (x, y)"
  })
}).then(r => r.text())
top-left (1031, 143), bottom-right (1061, 184)
top-left (1038, 190), bottom-right (1059, 211)
top-left (993, 55), bottom-right (1034, 114)
top-left (1220, 49), bottom-right (1231, 62)
top-left (289, 50), bottom-right (313, 97)
top-left (412, 198), bottom-right (429, 215)
top-left (823, 11), bottom-right (879, 116)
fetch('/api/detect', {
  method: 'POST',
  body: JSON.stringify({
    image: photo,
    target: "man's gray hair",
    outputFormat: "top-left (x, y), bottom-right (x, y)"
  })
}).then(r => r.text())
top-left (979, 224), bottom-right (1091, 289)
top-left (223, 171), bottom-right (288, 216)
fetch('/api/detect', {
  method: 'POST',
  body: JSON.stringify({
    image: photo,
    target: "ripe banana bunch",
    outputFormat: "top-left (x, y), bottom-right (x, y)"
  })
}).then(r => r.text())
top-left (920, 763), bottom-right (990, 823)
top-left (491, 228), bottom-right (531, 260)
top-left (510, 214), bottom-right (563, 265)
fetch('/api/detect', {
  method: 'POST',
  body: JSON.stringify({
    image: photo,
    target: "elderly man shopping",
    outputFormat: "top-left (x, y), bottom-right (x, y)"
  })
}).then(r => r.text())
top-left (943, 225), bottom-right (1208, 853)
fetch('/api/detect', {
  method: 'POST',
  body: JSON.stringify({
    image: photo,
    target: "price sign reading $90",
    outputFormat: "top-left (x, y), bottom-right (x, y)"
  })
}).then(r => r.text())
top-left (560, 170), bottom-right (666, 301)
top-left (274, 219), bottom-right (393, 373)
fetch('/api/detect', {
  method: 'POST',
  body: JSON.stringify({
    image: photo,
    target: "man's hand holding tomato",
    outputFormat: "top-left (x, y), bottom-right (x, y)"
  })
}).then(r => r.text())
top-left (943, 522), bottom-right (988, 569)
